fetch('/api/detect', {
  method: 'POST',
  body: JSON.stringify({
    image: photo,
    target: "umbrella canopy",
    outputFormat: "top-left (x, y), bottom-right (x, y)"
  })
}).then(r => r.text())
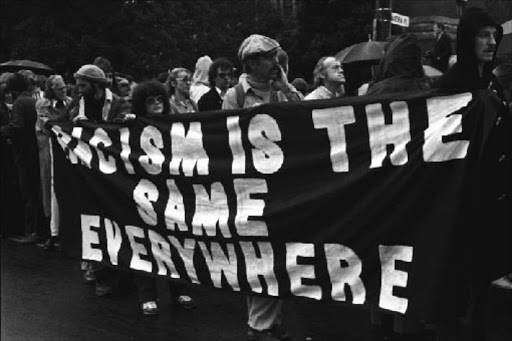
top-left (0, 60), bottom-right (53, 74)
top-left (335, 41), bottom-right (386, 65)
top-left (423, 65), bottom-right (443, 78)
top-left (497, 20), bottom-right (512, 59)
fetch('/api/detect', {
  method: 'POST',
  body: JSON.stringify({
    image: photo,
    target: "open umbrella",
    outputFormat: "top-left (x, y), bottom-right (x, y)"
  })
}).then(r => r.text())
top-left (0, 60), bottom-right (53, 74)
top-left (497, 19), bottom-right (512, 59)
top-left (335, 41), bottom-right (386, 65)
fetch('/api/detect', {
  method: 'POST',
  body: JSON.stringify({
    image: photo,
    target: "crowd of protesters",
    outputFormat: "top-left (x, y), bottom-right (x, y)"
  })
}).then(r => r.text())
top-left (1, 6), bottom-right (511, 341)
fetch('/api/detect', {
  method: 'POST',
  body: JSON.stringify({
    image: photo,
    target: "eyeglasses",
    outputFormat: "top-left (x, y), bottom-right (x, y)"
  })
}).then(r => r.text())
top-left (146, 95), bottom-right (163, 105)
top-left (176, 76), bottom-right (192, 83)
top-left (217, 72), bottom-right (232, 79)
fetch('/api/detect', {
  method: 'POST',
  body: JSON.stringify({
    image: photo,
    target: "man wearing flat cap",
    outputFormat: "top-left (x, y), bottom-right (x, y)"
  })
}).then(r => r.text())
top-left (223, 34), bottom-right (301, 110)
top-left (223, 34), bottom-right (300, 341)
top-left (67, 64), bottom-right (131, 123)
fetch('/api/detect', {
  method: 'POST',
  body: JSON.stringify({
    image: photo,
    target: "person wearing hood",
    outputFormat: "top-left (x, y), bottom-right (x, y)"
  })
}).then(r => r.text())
top-left (189, 55), bottom-right (213, 103)
top-left (433, 7), bottom-right (503, 90)
top-left (366, 33), bottom-right (431, 96)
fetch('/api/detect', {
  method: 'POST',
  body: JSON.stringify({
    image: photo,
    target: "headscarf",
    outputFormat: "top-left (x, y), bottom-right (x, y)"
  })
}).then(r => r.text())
top-left (192, 56), bottom-right (212, 86)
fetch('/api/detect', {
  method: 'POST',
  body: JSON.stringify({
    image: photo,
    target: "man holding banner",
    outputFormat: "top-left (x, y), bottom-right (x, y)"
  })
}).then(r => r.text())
top-left (223, 34), bottom-right (302, 341)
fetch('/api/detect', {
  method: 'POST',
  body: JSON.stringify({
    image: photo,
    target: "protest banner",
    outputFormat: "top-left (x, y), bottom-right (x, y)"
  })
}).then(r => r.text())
top-left (52, 89), bottom-right (509, 321)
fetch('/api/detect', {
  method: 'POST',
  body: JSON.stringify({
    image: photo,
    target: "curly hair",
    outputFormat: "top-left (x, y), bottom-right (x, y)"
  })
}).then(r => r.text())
top-left (208, 58), bottom-right (234, 86)
top-left (131, 80), bottom-right (170, 117)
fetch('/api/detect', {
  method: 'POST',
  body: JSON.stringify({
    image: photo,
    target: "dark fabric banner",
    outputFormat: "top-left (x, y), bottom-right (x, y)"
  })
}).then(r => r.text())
top-left (52, 89), bottom-right (510, 322)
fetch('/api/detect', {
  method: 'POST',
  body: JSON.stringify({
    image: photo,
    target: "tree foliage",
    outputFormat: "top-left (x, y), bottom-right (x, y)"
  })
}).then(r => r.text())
top-left (1, 0), bottom-right (374, 82)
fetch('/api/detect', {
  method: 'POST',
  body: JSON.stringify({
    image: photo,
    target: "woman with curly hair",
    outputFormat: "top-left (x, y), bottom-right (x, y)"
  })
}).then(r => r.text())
top-left (129, 79), bottom-right (196, 315)
top-left (130, 80), bottom-right (170, 117)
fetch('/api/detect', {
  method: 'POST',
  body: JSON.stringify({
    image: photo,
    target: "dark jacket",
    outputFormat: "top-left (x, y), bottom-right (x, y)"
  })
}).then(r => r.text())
top-left (433, 7), bottom-right (503, 90)
top-left (432, 32), bottom-right (452, 73)
top-left (0, 92), bottom-right (39, 165)
top-left (67, 89), bottom-right (131, 123)
top-left (367, 33), bottom-right (431, 95)
top-left (197, 87), bottom-right (223, 112)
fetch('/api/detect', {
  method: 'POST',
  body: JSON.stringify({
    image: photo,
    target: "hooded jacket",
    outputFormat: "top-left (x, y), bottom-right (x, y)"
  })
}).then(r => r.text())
top-left (433, 7), bottom-right (503, 90)
top-left (190, 56), bottom-right (213, 103)
top-left (367, 33), bottom-right (430, 95)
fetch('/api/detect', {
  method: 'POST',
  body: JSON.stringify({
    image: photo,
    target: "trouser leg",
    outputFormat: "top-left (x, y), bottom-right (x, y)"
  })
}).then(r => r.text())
top-left (133, 274), bottom-right (157, 303)
top-left (49, 138), bottom-right (59, 237)
top-left (247, 296), bottom-right (283, 331)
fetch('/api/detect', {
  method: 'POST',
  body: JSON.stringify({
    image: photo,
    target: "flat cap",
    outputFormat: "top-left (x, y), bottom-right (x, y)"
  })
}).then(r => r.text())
top-left (74, 64), bottom-right (108, 84)
top-left (238, 34), bottom-right (280, 61)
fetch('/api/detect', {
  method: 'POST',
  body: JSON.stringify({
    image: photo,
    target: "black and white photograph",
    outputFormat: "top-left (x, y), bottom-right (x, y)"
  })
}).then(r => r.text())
top-left (1, 1), bottom-right (511, 340)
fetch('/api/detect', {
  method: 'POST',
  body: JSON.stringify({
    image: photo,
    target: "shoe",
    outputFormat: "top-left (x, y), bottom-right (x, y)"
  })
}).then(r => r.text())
top-left (247, 326), bottom-right (288, 341)
top-left (141, 301), bottom-right (159, 315)
top-left (42, 237), bottom-right (58, 251)
top-left (83, 269), bottom-right (96, 284)
top-left (492, 277), bottom-right (512, 290)
top-left (16, 233), bottom-right (40, 245)
top-left (95, 281), bottom-right (113, 297)
top-left (176, 295), bottom-right (197, 309)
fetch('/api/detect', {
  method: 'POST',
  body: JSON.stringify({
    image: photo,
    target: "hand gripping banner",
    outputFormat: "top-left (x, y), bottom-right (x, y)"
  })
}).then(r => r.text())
top-left (51, 89), bottom-right (509, 322)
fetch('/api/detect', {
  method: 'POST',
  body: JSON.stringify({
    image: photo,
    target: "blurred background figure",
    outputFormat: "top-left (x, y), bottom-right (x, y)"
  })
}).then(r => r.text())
top-left (456, 0), bottom-right (467, 17)
top-left (291, 77), bottom-right (309, 97)
top-left (115, 74), bottom-right (133, 102)
top-left (367, 33), bottom-right (430, 95)
top-left (0, 72), bottom-right (24, 239)
top-left (189, 55), bottom-right (212, 104)
top-left (425, 22), bottom-right (452, 73)
top-left (0, 72), bottom-right (44, 244)
top-left (93, 56), bottom-right (117, 95)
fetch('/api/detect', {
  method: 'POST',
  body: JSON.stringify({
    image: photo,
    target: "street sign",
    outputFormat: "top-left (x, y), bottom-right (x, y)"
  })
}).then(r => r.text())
top-left (391, 12), bottom-right (409, 27)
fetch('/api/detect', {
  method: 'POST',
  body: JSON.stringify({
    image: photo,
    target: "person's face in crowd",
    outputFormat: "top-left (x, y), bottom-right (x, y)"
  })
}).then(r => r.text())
top-left (145, 94), bottom-right (164, 115)
top-left (4, 89), bottom-right (13, 104)
top-left (474, 26), bottom-right (498, 63)
top-left (52, 78), bottom-right (67, 101)
top-left (249, 52), bottom-right (279, 82)
top-left (214, 67), bottom-right (233, 92)
top-left (117, 78), bottom-right (131, 97)
top-left (105, 72), bottom-right (114, 88)
top-left (323, 57), bottom-right (345, 85)
top-left (174, 71), bottom-right (192, 97)
top-left (76, 78), bottom-right (95, 98)
top-left (433, 24), bottom-right (442, 36)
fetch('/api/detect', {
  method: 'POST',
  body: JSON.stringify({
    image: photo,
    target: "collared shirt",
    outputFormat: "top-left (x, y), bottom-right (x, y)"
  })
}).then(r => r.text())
top-left (222, 76), bottom-right (301, 110)
top-left (170, 95), bottom-right (198, 114)
top-left (305, 85), bottom-right (342, 100)
top-left (215, 87), bottom-right (227, 100)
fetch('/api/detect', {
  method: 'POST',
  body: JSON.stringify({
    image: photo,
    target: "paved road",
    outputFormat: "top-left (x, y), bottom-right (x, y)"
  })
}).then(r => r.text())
top-left (1, 238), bottom-right (511, 341)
